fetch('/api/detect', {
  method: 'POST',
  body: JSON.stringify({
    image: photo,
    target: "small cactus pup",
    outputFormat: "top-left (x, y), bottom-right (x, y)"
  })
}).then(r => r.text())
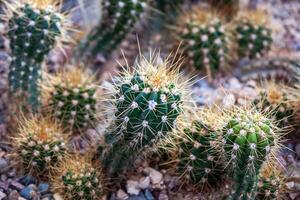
top-left (103, 53), bottom-right (191, 175)
top-left (176, 6), bottom-right (229, 79)
top-left (51, 155), bottom-right (105, 199)
top-left (222, 108), bottom-right (281, 200)
top-left (80, 0), bottom-right (148, 58)
top-left (177, 119), bottom-right (224, 189)
top-left (253, 82), bottom-right (293, 127)
top-left (4, 0), bottom-right (71, 110)
top-left (232, 10), bottom-right (273, 60)
top-left (41, 67), bottom-right (101, 133)
top-left (13, 115), bottom-right (67, 175)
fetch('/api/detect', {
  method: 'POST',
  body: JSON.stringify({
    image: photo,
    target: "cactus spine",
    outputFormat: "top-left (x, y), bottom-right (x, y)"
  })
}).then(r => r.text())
top-left (222, 109), bottom-right (279, 200)
top-left (5, 0), bottom-right (68, 110)
top-left (14, 116), bottom-right (67, 175)
top-left (177, 7), bottom-right (229, 78)
top-left (81, 0), bottom-right (148, 57)
top-left (52, 156), bottom-right (104, 200)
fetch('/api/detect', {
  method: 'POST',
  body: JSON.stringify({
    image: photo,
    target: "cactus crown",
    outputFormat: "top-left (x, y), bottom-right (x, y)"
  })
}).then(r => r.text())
top-left (52, 156), bottom-right (104, 200)
top-left (14, 115), bottom-right (67, 174)
top-left (233, 10), bottom-right (272, 59)
top-left (177, 7), bottom-right (229, 77)
top-left (42, 68), bottom-right (100, 132)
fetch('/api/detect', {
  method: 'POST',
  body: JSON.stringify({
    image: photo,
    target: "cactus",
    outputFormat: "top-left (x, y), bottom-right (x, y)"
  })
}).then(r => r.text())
top-left (222, 108), bottom-right (280, 200)
top-left (5, 0), bottom-right (69, 110)
top-left (176, 7), bottom-right (229, 78)
top-left (14, 115), bottom-right (67, 175)
top-left (80, 0), bottom-right (148, 58)
top-left (41, 68), bottom-right (100, 132)
top-left (178, 120), bottom-right (224, 188)
top-left (103, 53), bottom-right (190, 175)
top-left (233, 10), bottom-right (272, 59)
top-left (52, 155), bottom-right (105, 200)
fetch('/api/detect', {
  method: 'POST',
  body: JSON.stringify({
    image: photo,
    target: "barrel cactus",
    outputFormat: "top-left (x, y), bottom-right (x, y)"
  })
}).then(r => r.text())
top-left (41, 68), bottom-right (100, 132)
top-left (233, 10), bottom-right (272, 59)
top-left (5, 0), bottom-right (69, 110)
top-left (80, 0), bottom-right (148, 58)
top-left (52, 156), bottom-right (105, 199)
top-left (222, 108), bottom-right (280, 200)
top-left (14, 116), bottom-right (67, 175)
top-left (178, 120), bottom-right (224, 188)
top-left (103, 53), bottom-right (190, 175)
top-left (176, 7), bottom-right (229, 78)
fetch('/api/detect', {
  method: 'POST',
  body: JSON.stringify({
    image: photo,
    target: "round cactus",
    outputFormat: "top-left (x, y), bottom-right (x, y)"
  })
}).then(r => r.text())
top-left (177, 7), bottom-right (229, 78)
top-left (178, 120), bottom-right (224, 187)
top-left (5, 0), bottom-right (69, 109)
top-left (52, 156), bottom-right (104, 200)
top-left (222, 109), bottom-right (279, 200)
top-left (42, 68), bottom-right (100, 132)
top-left (14, 116), bottom-right (67, 174)
top-left (233, 10), bottom-right (272, 59)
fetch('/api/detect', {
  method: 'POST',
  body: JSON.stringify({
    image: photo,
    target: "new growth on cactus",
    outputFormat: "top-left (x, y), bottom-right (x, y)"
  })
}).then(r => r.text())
top-left (14, 115), bottom-right (67, 175)
top-left (232, 10), bottom-right (272, 60)
top-left (222, 108), bottom-right (281, 200)
top-left (41, 67), bottom-right (101, 132)
top-left (178, 120), bottom-right (224, 188)
top-left (51, 155), bottom-right (105, 200)
top-left (103, 52), bottom-right (191, 175)
top-left (80, 0), bottom-right (148, 57)
top-left (4, 0), bottom-right (71, 110)
top-left (176, 6), bottom-right (229, 78)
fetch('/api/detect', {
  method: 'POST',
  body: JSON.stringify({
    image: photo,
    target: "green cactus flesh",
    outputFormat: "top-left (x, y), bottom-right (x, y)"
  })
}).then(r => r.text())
top-left (83, 0), bottom-right (147, 56)
top-left (235, 20), bottom-right (272, 59)
top-left (62, 168), bottom-right (102, 200)
top-left (178, 121), bottom-right (223, 186)
top-left (180, 19), bottom-right (228, 72)
top-left (114, 74), bottom-right (182, 148)
top-left (20, 135), bottom-right (66, 173)
top-left (256, 173), bottom-right (280, 200)
top-left (223, 113), bottom-right (275, 200)
top-left (50, 84), bottom-right (97, 130)
top-left (8, 4), bottom-right (62, 109)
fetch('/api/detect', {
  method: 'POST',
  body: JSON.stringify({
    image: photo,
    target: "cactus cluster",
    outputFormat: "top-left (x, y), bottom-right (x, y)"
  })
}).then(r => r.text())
top-left (42, 68), bottom-right (100, 132)
top-left (222, 109), bottom-right (278, 200)
top-left (177, 7), bottom-right (228, 77)
top-left (14, 116), bottom-right (67, 174)
top-left (52, 156), bottom-right (104, 200)
top-left (6, 0), bottom-right (68, 109)
top-left (233, 11), bottom-right (272, 59)
top-left (81, 0), bottom-right (148, 57)
top-left (178, 121), bottom-right (223, 187)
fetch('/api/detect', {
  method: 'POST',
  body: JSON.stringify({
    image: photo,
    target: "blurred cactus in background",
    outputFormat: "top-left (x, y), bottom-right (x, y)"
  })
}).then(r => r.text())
top-left (4, 0), bottom-right (70, 110)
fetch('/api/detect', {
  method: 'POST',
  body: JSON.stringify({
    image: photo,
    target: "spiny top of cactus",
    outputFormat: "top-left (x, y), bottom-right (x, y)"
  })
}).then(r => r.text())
top-left (52, 155), bottom-right (104, 200)
top-left (234, 10), bottom-right (270, 26)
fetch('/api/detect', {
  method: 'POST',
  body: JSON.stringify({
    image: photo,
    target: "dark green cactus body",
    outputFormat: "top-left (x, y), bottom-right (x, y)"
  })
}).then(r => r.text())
top-left (20, 135), bottom-right (66, 172)
top-left (82, 0), bottom-right (147, 57)
top-left (235, 20), bottom-right (272, 59)
top-left (62, 168), bottom-right (102, 200)
top-left (256, 174), bottom-right (280, 200)
top-left (115, 74), bottom-right (182, 147)
top-left (180, 19), bottom-right (228, 73)
top-left (223, 113), bottom-right (275, 200)
top-left (50, 85), bottom-right (97, 130)
top-left (178, 121), bottom-right (223, 186)
top-left (8, 4), bottom-right (62, 109)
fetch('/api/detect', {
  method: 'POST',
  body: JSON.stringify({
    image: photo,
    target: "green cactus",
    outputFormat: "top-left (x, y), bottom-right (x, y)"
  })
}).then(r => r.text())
top-left (177, 8), bottom-right (228, 77)
top-left (52, 156), bottom-right (104, 200)
top-left (80, 0), bottom-right (147, 57)
top-left (256, 173), bottom-right (281, 200)
top-left (234, 16), bottom-right (272, 59)
top-left (7, 3), bottom-right (63, 110)
top-left (222, 110), bottom-right (277, 200)
top-left (178, 121), bottom-right (224, 187)
top-left (15, 117), bottom-right (67, 174)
